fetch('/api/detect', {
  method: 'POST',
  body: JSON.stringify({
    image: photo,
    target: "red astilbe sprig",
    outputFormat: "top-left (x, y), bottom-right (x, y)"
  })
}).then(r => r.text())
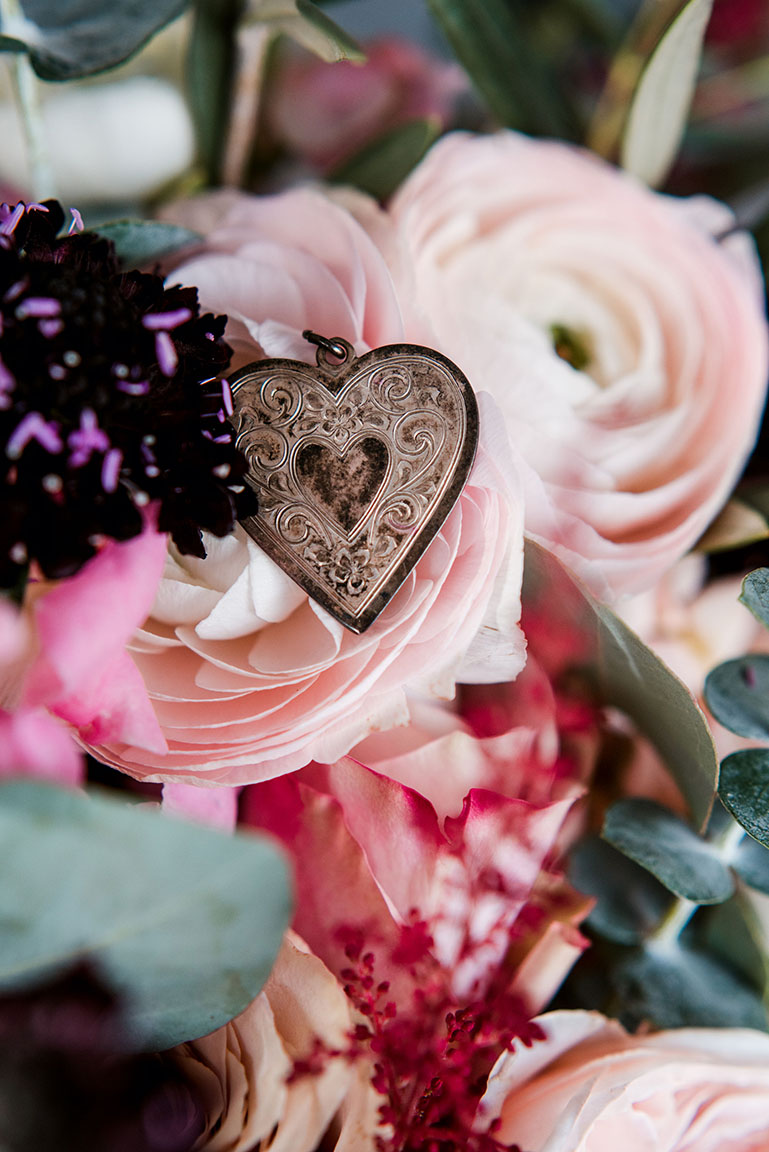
top-left (336, 905), bottom-right (543, 1152)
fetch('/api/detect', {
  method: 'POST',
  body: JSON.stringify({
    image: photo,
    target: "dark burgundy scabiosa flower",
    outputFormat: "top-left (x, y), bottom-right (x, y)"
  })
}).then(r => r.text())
top-left (0, 199), bottom-right (256, 588)
top-left (0, 962), bottom-right (204, 1152)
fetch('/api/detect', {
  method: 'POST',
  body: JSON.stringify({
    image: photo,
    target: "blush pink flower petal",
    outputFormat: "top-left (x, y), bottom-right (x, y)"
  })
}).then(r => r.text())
top-left (388, 131), bottom-right (769, 598)
top-left (481, 1009), bottom-right (769, 1151)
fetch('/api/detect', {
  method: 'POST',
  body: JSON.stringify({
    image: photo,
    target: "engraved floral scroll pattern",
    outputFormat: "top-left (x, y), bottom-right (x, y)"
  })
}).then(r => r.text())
top-left (232, 351), bottom-right (472, 628)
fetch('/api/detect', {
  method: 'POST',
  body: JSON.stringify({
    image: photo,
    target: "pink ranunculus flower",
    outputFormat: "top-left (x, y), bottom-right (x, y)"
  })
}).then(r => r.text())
top-left (173, 931), bottom-right (356, 1152)
top-left (266, 37), bottom-right (466, 172)
top-left (89, 188), bottom-right (525, 786)
top-left (0, 524), bottom-right (166, 783)
top-left (387, 131), bottom-right (769, 599)
top-left (480, 1009), bottom-right (769, 1151)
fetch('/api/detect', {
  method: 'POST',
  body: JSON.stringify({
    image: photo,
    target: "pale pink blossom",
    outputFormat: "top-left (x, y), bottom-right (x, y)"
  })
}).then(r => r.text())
top-left (266, 37), bottom-right (465, 171)
top-left (173, 932), bottom-right (355, 1152)
top-left (481, 1009), bottom-right (769, 1151)
top-left (89, 189), bottom-right (524, 785)
top-left (387, 131), bottom-right (769, 599)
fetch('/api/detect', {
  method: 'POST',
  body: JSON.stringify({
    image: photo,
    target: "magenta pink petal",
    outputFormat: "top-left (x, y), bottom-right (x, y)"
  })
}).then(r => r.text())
top-left (162, 781), bottom-right (240, 830)
top-left (25, 523), bottom-right (167, 707)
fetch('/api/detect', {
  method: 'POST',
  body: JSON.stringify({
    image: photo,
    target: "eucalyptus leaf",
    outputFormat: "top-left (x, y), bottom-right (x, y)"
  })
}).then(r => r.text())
top-left (734, 833), bottom-right (769, 896)
top-left (693, 895), bottom-right (769, 994)
top-left (0, 782), bottom-right (292, 1050)
top-left (331, 119), bottom-right (441, 201)
top-left (705, 655), bottom-right (769, 740)
top-left (187, 0), bottom-right (245, 184)
top-left (602, 798), bottom-right (734, 903)
top-left (250, 0), bottom-right (363, 62)
top-left (621, 0), bottom-right (714, 187)
top-left (425, 0), bottom-right (578, 138)
top-left (522, 540), bottom-right (718, 828)
top-left (568, 836), bottom-right (671, 945)
top-left (740, 568), bottom-right (769, 631)
top-left (93, 220), bottom-right (201, 269)
top-left (720, 749), bottom-right (769, 847)
top-left (0, 0), bottom-right (189, 81)
top-left (616, 941), bottom-right (768, 1030)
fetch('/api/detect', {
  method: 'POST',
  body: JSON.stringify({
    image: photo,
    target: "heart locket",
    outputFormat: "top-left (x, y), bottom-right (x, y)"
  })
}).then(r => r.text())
top-left (229, 332), bottom-right (479, 633)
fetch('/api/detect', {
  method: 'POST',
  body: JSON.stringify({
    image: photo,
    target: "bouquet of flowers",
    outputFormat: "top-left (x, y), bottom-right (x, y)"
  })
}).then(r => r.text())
top-left (3, 0), bottom-right (769, 1148)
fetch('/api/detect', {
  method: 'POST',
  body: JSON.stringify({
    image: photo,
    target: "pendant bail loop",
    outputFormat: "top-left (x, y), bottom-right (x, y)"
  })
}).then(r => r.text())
top-left (302, 330), bottom-right (354, 368)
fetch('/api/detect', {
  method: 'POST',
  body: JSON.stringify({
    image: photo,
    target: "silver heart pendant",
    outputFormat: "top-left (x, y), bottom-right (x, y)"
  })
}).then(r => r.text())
top-left (228, 332), bottom-right (479, 633)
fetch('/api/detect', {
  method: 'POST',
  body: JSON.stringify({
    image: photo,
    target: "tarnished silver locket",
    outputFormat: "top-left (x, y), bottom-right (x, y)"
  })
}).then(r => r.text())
top-left (229, 332), bottom-right (478, 633)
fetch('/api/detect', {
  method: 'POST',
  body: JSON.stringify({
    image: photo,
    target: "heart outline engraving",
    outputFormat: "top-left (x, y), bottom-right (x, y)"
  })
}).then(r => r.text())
top-left (229, 336), bottom-right (479, 633)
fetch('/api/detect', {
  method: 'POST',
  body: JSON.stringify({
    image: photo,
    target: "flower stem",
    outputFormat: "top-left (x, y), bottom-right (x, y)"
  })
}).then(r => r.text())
top-left (648, 896), bottom-right (698, 952)
top-left (1, 0), bottom-right (57, 201)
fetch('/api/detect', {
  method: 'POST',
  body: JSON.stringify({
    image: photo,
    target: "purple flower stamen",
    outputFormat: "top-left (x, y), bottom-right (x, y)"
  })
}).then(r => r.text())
top-left (101, 448), bottom-right (123, 493)
top-left (155, 330), bottom-right (178, 376)
top-left (142, 308), bottom-right (193, 331)
top-left (4, 279), bottom-right (28, 303)
top-left (16, 297), bottom-right (62, 320)
top-left (68, 208), bottom-right (84, 234)
top-left (0, 203), bottom-right (24, 236)
top-left (116, 379), bottom-right (150, 395)
top-left (221, 378), bottom-right (234, 417)
top-left (39, 318), bottom-right (64, 339)
top-left (0, 357), bottom-right (14, 409)
top-left (68, 408), bottom-right (110, 467)
top-left (7, 412), bottom-right (63, 459)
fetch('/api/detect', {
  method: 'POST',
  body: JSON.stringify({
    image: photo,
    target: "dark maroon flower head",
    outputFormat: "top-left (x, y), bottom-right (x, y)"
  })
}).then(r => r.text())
top-left (0, 200), bottom-right (256, 588)
top-left (0, 962), bottom-right (204, 1152)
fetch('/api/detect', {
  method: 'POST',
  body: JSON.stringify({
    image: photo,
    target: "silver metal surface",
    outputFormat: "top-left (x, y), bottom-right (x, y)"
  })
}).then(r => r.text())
top-left (230, 335), bottom-right (479, 633)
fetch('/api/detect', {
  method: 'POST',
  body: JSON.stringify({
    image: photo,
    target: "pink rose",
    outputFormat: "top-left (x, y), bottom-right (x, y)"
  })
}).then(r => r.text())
top-left (90, 189), bottom-right (524, 785)
top-left (173, 932), bottom-right (355, 1152)
top-left (481, 1009), bottom-right (769, 1150)
top-left (266, 38), bottom-right (465, 171)
top-left (387, 131), bottom-right (769, 598)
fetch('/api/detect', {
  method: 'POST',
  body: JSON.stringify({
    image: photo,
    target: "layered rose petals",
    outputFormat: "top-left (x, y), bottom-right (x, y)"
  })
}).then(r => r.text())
top-left (388, 131), bottom-right (769, 598)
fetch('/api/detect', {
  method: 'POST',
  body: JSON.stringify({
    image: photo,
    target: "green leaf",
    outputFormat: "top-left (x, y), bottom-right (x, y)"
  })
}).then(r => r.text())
top-left (249, 0), bottom-right (363, 63)
top-left (705, 655), bottom-right (769, 740)
top-left (292, 0), bottom-right (363, 61)
top-left (425, 0), bottom-right (579, 138)
top-left (696, 500), bottom-right (769, 553)
top-left (93, 220), bottom-right (201, 269)
top-left (740, 568), bottom-right (769, 631)
top-left (734, 833), bottom-right (769, 896)
top-left (616, 941), bottom-right (768, 1030)
top-left (0, 0), bottom-right (189, 81)
top-left (568, 836), bottom-right (671, 945)
top-left (720, 749), bottom-right (769, 848)
top-left (0, 782), bottom-right (292, 1050)
top-left (522, 540), bottom-right (718, 828)
top-left (0, 34), bottom-right (25, 52)
top-left (621, 0), bottom-right (714, 186)
top-left (694, 895), bottom-right (769, 995)
top-left (186, 0), bottom-right (245, 185)
top-left (331, 119), bottom-right (441, 202)
top-left (602, 798), bottom-right (734, 903)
